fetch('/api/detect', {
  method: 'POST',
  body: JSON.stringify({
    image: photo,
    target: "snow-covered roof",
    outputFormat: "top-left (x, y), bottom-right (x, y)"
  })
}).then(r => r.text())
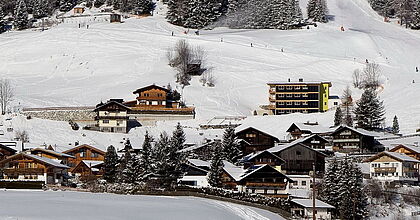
top-left (291, 123), bottom-right (334, 134)
top-left (366, 151), bottom-right (420, 163)
top-left (82, 160), bottom-right (103, 167)
top-left (223, 161), bottom-right (246, 181)
top-left (390, 144), bottom-right (420, 154)
top-left (240, 150), bottom-right (284, 163)
top-left (188, 159), bottom-right (210, 168)
top-left (26, 154), bottom-right (69, 169)
top-left (291, 199), bottom-right (335, 209)
top-left (267, 81), bottom-right (331, 85)
top-left (30, 148), bottom-right (75, 158)
top-left (332, 125), bottom-right (380, 137)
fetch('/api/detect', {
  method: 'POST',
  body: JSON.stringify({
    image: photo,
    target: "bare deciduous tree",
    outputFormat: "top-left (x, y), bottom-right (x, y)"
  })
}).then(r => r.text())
top-left (0, 79), bottom-right (13, 115)
top-left (352, 69), bottom-right (362, 89)
top-left (167, 40), bottom-right (207, 87)
top-left (363, 62), bottom-right (382, 89)
top-left (15, 130), bottom-right (29, 143)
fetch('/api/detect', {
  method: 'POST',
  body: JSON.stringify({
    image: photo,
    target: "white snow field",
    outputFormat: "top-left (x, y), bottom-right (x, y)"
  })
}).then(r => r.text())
top-left (0, 190), bottom-right (284, 220)
top-left (0, 0), bottom-right (419, 147)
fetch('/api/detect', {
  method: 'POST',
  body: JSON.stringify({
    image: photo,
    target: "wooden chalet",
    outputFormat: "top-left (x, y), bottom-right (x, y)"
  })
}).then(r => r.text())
top-left (331, 126), bottom-right (381, 153)
top-left (178, 159), bottom-right (210, 187)
top-left (268, 143), bottom-right (326, 176)
top-left (0, 144), bottom-right (17, 161)
top-left (222, 163), bottom-right (292, 197)
top-left (290, 199), bottom-right (335, 219)
top-left (29, 148), bottom-right (75, 166)
top-left (73, 5), bottom-right (85, 14)
top-left (133, 84), bottom-right (171, 108)
top-left (0, 153), bottom-right (69, 184)
top-left (72, 160), bottom-right (104, 181)
top-left (389, 144), bottom-right (420, 161)
top-left (240, 150), bottom-right (285, 169)
top-left (178, 141), bottom-right (216, 161)
top-left (286, 122), bottom-right (333, 141)
top-left (94, 99), bottom-right (131, 133)
top-left (236, 127), bottom-right (280, 155)
top-left (62, 144), bottom-right (105, 170)
top-left (295, 134), bottom-right (329, 151)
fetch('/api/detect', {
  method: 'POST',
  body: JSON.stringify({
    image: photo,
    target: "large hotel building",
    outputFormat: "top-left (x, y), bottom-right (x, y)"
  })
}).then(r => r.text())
top-left (267, 79), bottom-right (331, 115)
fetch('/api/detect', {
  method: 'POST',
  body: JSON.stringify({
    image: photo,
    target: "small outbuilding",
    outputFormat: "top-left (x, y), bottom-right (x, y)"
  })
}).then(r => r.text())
top-left (74, 6), bottom-right (85, 14)
top-left (290, 199), bottom-right (335, 220)
top-left (110, 14), bottom-right (122, 23)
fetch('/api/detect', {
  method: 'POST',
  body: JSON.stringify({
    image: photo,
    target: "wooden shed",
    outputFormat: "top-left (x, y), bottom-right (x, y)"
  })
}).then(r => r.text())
top-left (110, 14), bottom-right (122, 23)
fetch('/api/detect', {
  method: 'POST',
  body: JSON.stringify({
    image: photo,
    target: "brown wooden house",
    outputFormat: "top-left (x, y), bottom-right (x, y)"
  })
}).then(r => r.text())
top-left (236, 127), bottom-right (280, 155)
top-left (240, 150), bottom-right (285, 169)
top-left (331, 126), bottom-right (380, 153)
top-left (72, 160), bottom-right (104, 181)
top-left (29, 148), bottom-right (75, 166)
top-left (294, 134), bottom-right (330, 151)
top-left (0, 144), bottom-right (17, 161)
top-left (286, 122), bottom-right (333, 141)
top-left (389, 144), bottom-right (420, 161)
top-left (269, 143), bottom-right (326, 176)
top-left (62, 144), bottom-right (105, 170)
top-left (223, 163), bottom-right (292, 197)
top-left (0, 153), bottom-right (69, 184)
top-left (133, 84), bottom-right (172, 108)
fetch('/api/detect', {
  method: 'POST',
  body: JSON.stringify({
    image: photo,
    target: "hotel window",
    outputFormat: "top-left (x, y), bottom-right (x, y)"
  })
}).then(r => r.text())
top-left (278, 94), bottom-right (284, 98)
top-left (286, 86), bottom-right (293, 90)
top-left (286, 94), bottom-right (292, 98)
top-left (246, 133), bottom-right (257, 138)
top-left (303, 102), bottom-right (308, 105)
top-left (295, 86), bottom-right (301, 90)
top-left (103, 120), bottom-right (109, 124)
top-left (302, 94), bottom-right (308, 97)
top-left (278, 86), bottom-right (285, 90)
top-left (80, 149), bottom-right (86, 158)
top-left (287, 102), bottom-right (292, 105)
top-left (301, 181), bottom-right (306, 186)
top-left (294, 94), bottom-right (300, 98)
top-left (295, 102), bottom-right (301, 106)
top-left (91, 152), bottom-right (99, 158)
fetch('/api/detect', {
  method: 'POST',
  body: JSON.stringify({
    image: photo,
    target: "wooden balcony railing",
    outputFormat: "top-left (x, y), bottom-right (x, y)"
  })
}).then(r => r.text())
top-left (245, 182), bottom-right (287, 188)
top-left (4, 168), bottom-right (44, 175)
top-left (374, 167), bottom-right (396, 173)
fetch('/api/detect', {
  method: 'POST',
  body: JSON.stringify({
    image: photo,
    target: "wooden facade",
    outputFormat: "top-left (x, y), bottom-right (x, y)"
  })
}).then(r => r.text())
top-left (331, 126), bottom-right (377, 153)
top-left (29, 148), bottom-right (74, 166)
top-left (389, 144), bottom-right (420, 161)
top-left (240, 150), bottom-right (285, 169)
top-left (298, 134), bottom-right (329, 151)
top-left (236, 127), bottom-right (280, 155)
top-left (62, 144), bottom-right (105, 170)
top-left (133, 85), bottom-right (170, 108)
top-left (0, 153), bottom-right (69, 184)
top-left (272, 143), bottom-right (326, 176)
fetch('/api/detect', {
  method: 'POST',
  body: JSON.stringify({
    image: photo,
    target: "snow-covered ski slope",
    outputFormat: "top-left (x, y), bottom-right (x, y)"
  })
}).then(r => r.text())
top-left (0, 0), bottom-right (419, 133)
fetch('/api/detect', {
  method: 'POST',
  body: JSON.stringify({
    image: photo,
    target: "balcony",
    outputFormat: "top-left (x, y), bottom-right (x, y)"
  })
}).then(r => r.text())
top-left (245, 182), bottom-right (287, 189)
top-left (4, 168), bottom-right (44, 175)
top-left (374, 167), bottom-right (396, 173)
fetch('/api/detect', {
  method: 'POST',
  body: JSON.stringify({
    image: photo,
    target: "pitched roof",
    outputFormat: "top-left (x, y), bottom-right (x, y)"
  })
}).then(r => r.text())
top-left (62, 144), bottom-right (106, 155)
top-left (267, 81), bottom-right (332, 86)
top-left (291, 199), bottom-right (335, 209)
top-left (187, 159), bottom-right (210, 168)
top-left (332, 125), bottom-right (379, 137)
top-left (240, 150), bottom-right (285, 164)
top-left (133, 84), bottom-right (169, 94)
top-left (235, 126), bottom-right (280, 142)
top-left (0, 153), bottom-right (69, 169)
top-left (82, 160), bottom-right (104, 168)
top-left (365, 151), bottom-right (420, 163)
top-left (30, 148), bottom-right (75, 158)
top-left (267, 142), bottom-right (327, 157)
top-left (390, 144), bottom-right (420, 154)
top-left (94, 100), bottom-right (131, 112)
top-left (0, 144), bottom-right (17, 154)
top-left (287, 123), bottom-right (334, 134)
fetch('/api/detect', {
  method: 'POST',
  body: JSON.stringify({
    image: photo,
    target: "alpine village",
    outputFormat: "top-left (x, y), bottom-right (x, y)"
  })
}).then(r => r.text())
top-left (1, 0), bottom-right (420, 219)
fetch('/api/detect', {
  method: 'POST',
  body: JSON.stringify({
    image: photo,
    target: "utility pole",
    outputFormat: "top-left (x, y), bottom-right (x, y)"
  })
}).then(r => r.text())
top-left (312, 162), bottom-right (316, 220)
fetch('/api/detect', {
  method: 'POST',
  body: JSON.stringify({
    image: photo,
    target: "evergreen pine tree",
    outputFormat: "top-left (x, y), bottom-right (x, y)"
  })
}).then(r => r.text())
top-left (133, 0), bottom-right (154, 15)
top-left (354, 89), bottom-right (386, 130)
top-left (117, 151), bottom-right (136, 183)
top-left (392, 115), bottom-right (400, 134)
top-left (307, 0), bottom-right (328, 23)
top-left (166, 0), bottom-right (188, 26)
top-left (342, 86), bottom-right (354, 127)
top-left (14, 0), bottom-right (29, 30)
top-left (171, 122), bottom-right (186, 151)
top-left (319, 159), bottom-right (340, 213)
top-left (139, 131), bottom-right (154, 181)
top-left (208, 142), bottom-right (224, 187)
top-left (411, 0), bottom-right (420, 29)
top-left (103, 145), bottom-right (119, 183)
top-left (152, 132), bottom-right (170, 175)
top-left (0, 6), bottom-right (6, 34)
top-left (221, 125), bottom-right (241, 164)
top-left (334, 107), bottom-right (343, 126)
top-left (184, 0), bottom-right (222, 28)
top-left (33, 0), bottom-right (48, 19)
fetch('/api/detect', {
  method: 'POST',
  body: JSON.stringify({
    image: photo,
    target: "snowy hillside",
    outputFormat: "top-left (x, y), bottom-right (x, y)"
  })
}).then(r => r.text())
top-left (0, 0), bottom-right (419, 135)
